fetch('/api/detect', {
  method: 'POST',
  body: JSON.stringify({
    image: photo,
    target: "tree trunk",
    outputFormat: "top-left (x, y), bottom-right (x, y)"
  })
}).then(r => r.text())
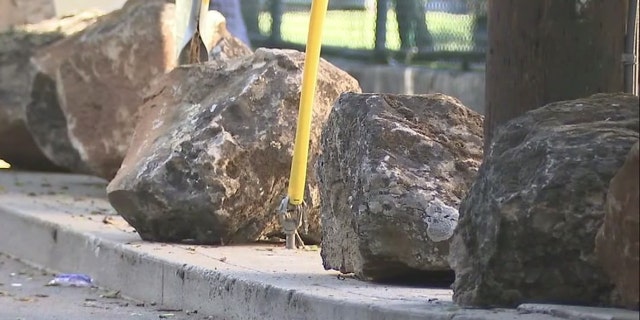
top-left (484, 0), bottom-right (628, 148)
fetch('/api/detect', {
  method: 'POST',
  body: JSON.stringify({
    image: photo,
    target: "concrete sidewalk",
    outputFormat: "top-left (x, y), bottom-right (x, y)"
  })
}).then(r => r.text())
top-left (0, 171), bottom-right (637, 320)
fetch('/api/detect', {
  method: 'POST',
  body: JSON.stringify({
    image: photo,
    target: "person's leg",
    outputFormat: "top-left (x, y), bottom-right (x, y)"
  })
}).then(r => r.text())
top-left (239, 0), bottom-right (261, 38)
top-left (209, 0), bottom-right (251, 46)
top-left (394, 0), bottom-right (415, 49)
top-left (411, 0), bottom-right (433, 49)
top-left (470, 1), bottom-right (487, 51)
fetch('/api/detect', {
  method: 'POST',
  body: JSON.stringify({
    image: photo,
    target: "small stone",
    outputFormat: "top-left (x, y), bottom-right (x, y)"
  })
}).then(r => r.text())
top-left (100, 290), bottom-right (120, 299)
top-left (425, 198), bottom-right (459, 243)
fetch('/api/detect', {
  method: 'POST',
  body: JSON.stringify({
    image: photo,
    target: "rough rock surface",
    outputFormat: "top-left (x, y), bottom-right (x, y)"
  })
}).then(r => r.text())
top-left (25, 0), bottom-right (177, 180)
top-left (317, 93), bottom-right (483, 281)
top-left (0, 12), bottom-right (102, 170)
top-left (595, 141), bottom-right (640, 310)
top-left (107, 48), bottom-right (361, 244)
top-left (450, 93), bottom-right (640, 307)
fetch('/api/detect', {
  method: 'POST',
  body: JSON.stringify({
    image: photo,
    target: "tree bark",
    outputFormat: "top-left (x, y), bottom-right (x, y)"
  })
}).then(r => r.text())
top-left (484, 0), bottom-right (628, 149)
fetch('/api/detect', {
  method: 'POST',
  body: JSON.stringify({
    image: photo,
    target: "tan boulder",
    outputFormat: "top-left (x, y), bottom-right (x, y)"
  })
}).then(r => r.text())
top-left (596, 141), bottom-right (640, 310)
top-left (26, 0), bottom-right (177, 179)
top-left (0, 11), bottom-right (102, 170)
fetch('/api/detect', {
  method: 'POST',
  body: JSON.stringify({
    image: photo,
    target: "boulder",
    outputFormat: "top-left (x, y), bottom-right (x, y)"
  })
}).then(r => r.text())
top-left (25, 0), bottom-right (178, 180)
top-left (0, 12), bottom-right (102, 170)
top-left (107, 48), bottom-right (361, 244)
top-left (595, 140), bottom-right (639, 309)
top-left (317, 93), bottom-right (483, 281)
top-left (450, 93), bottom-right (640, 307)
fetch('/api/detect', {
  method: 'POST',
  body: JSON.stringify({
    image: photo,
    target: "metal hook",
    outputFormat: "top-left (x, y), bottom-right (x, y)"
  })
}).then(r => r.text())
top-left (278, 196), bottom-right (307, 249)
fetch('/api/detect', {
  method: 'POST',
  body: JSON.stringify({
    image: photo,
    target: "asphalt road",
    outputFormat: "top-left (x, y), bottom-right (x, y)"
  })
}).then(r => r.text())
top-left (0, 253), bottom-right (213, 320)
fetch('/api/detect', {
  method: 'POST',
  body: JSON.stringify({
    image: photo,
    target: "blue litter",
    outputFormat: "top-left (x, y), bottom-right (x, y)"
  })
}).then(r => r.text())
top-left (47, 274), bottom-right (93, 287)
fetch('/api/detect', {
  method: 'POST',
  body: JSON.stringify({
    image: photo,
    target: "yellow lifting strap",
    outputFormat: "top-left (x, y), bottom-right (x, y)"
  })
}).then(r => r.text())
top-left (287, 0), bottom-right (330, 206)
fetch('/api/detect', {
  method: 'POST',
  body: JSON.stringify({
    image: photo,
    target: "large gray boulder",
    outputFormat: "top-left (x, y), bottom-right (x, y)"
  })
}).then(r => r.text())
top-left (450, 93), bottom-right (639, 307)
top-left (317, 93), bottom-right (483, 281)
top-left (107, 48), bottom-right (362, 244)
top-left (26, 0), bottom-right (177, 180)
top-left (0, 12), bottom-right (101, 170)
top-left (595, 140), bottom-right (639, 310)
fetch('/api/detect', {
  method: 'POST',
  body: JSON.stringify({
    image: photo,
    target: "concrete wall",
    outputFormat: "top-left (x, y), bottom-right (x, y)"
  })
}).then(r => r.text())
top-left (52, 0), bottom-right (126, 16)
top-left (0, 0), bottom-right (55, 31)
top-left (333, 61), bottom-right (486, 114)
top-left (0, 0), bottom-right (125, 31)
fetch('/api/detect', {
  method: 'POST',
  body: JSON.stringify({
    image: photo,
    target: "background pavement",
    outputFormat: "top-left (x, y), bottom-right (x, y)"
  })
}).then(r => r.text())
top-left (0, 253), bottom-right (210, 320)
top-left (0, 170), bottom-right (637, 320)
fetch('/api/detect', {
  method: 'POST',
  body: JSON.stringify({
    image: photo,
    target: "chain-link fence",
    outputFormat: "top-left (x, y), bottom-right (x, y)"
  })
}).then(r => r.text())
top-left (242, 0), bottom-right (487, 63)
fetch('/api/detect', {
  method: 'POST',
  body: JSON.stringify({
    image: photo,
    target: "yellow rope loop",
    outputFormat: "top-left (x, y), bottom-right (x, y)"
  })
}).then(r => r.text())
top-left (287, 0), bottom-right (330, 206)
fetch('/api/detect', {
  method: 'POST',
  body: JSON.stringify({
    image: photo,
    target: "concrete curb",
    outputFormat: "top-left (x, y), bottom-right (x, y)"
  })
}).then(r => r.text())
top-left (0, 171), bottom-right (637, 320)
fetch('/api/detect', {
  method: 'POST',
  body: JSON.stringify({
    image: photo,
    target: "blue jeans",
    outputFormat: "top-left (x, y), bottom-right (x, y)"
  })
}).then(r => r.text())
top-left (209, 0), bottom-right (251, 46)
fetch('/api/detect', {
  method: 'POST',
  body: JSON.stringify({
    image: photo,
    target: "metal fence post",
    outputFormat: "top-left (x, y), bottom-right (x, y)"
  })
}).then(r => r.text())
top-left (624, 0), bottom-right (638, 95)
top-left (270, 0), bottom-right (283, 43)
top-left (375, 0), bottom-right (389, 60)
